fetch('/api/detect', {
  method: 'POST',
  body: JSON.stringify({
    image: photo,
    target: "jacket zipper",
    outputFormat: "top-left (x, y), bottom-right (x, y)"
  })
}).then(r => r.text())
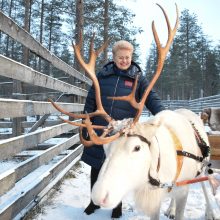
top-left (101, 76), bottom-right (120, 164)
top-left (109, 76), bottom-right (120, 117)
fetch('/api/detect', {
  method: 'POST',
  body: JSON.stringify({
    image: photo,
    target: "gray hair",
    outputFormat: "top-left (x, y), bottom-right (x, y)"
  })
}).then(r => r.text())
top-left (112, 40), bottom-right (134, 56)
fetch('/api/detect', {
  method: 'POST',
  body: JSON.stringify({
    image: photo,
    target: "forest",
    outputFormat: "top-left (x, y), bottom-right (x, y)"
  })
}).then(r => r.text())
top-left (0, 0), bottom-right (219, 100)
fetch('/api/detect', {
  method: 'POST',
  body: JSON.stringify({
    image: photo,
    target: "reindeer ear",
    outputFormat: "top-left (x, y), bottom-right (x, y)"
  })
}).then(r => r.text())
top-left (203, 108), bottom-right (211, 117)
top-left (134, 119), bottom-right (162, 141)
top-left (148, 116), bottom-right (162, 127)
top-left (201, 108), bottom-right (211, 123)
top-left (201, 112), bottom-right (209, 122)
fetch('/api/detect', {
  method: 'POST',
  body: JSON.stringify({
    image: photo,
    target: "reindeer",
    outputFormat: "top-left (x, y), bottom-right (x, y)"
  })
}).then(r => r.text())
top-left (201, 107), bottom-right (220, 132)
top-left (49, 4), bottom-right (212, 220)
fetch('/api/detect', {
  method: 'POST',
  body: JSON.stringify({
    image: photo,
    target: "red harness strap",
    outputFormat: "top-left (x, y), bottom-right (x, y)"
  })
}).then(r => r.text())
top-left (176, 176), bottom-right (208, 186)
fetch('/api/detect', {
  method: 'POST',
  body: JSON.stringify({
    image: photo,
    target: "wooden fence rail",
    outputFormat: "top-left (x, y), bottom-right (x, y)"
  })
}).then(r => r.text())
top-left (0, 98), bottom-right (84, 118)
top-left (0, 55), bottom-right (88, 97)
top-left (0, 10), bottom-right (91, 85)
top-left (162, 94), bottom-right (220, 113)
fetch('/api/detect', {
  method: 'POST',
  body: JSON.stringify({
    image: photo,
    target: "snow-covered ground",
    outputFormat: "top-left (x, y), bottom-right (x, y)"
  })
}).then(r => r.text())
top-left (27, 161), bottom-right (220, 220)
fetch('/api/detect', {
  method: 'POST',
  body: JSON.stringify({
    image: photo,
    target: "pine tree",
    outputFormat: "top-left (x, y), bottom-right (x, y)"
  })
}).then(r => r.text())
top-left (64, 0), bottom-right (142, 72)
top-left (204, 50), bottom-right (219, 96)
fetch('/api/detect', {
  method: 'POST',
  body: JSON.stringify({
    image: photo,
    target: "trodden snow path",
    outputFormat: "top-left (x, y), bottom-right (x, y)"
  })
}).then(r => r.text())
top-left (26, 161), bottom-right (220, 220)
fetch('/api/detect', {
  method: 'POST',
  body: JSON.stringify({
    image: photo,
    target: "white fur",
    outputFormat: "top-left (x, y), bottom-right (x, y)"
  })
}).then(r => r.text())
top-left (91, 109), bottom-right (210, 220)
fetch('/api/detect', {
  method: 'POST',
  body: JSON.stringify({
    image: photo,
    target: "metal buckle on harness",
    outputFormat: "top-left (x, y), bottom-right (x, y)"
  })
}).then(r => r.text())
top-left (159, 182), bottom-right (174, 188)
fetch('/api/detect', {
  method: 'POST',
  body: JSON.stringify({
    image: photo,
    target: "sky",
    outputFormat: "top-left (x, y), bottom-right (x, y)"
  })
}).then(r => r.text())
top-left (117, 0), bottom-right (220, 67)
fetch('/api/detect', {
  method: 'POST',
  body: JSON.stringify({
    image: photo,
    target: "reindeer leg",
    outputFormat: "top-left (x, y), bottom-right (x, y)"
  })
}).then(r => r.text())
top-left (164, 198), bottom-right (176, 219)
top-left (150, 211), bottom-right (160, 220)
top-left (149, 203), bottom-right (161, 220)
top-left (174, 186), bottom-right (189, 220)
top-left (111, 202), bottom-right (122, 218)
top-left (84, 167), bottom-right (100, 215)
top-left (201, 182), bottom-right (216, 220)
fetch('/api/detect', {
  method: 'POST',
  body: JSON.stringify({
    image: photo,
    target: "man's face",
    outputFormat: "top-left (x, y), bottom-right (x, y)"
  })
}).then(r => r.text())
top-left (113, 49), bottom-right (132, 70)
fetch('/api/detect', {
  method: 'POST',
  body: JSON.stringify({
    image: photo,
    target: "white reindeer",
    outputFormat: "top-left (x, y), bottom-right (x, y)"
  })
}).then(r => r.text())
top-left (49, 4), bottom-right (212, 219)
top-left (91, 108), bottom-right (210, 219)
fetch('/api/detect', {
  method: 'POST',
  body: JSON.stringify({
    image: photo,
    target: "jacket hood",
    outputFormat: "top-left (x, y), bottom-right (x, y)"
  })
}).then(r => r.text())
top-left (98, 61), bottom-right (142, 79)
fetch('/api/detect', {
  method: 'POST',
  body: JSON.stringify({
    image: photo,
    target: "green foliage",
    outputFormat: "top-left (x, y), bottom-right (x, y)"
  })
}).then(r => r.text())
top-left (145, 9), bottom-right (220, 100)
top-left (64, 0), bottom-right (142, 70)
top-left (0, 0), bottom-right (142, 78)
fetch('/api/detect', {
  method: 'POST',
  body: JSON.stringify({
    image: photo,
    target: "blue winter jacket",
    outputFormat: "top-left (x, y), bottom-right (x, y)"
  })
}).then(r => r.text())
top-left (81, 61), bottom-right (165, 169)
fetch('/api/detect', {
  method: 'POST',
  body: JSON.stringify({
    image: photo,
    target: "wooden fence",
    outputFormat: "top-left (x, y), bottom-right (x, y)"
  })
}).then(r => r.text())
top-left (0, 10), bottom-right (91, 219)
top-left (162, 94), bottom-right (220, 113)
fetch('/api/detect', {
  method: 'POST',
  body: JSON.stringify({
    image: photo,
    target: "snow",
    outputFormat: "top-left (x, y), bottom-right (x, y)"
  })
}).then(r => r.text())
top-left (0, 137), bottom-right (68, 175)
top-left (28, 161), bottom-right (220, 220)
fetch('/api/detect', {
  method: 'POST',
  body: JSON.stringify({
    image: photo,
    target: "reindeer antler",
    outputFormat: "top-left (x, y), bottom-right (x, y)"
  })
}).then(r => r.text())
top-left (49, 31), bottom-right (121, 146)
top-left (49, 4), bottom-right (179, 146)
top-left (73, 31), bottom-right (111, 122)
top-left (109, 4), bottom-right (179, 123)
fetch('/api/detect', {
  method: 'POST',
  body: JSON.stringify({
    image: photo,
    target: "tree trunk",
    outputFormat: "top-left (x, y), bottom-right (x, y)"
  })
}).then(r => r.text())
top-left (38, 0), bottom-right (44, 72)
top-left (0, 0), bottom-right (5, 43)
top-left (74, 0), bottom-right (84, 73)
top-left (6, 0), bottom-right (13, 57)
top-left (23, 0), bottom-right (31, 65)
top-left (103, 0), bottom-right (109, 63)
top-left (71, 0), bottom-right (85, 103)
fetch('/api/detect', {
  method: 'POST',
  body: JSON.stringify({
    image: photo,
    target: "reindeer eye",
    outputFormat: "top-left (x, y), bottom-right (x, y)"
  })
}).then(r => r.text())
top-left (133, 145), bottom-right (141, 152)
